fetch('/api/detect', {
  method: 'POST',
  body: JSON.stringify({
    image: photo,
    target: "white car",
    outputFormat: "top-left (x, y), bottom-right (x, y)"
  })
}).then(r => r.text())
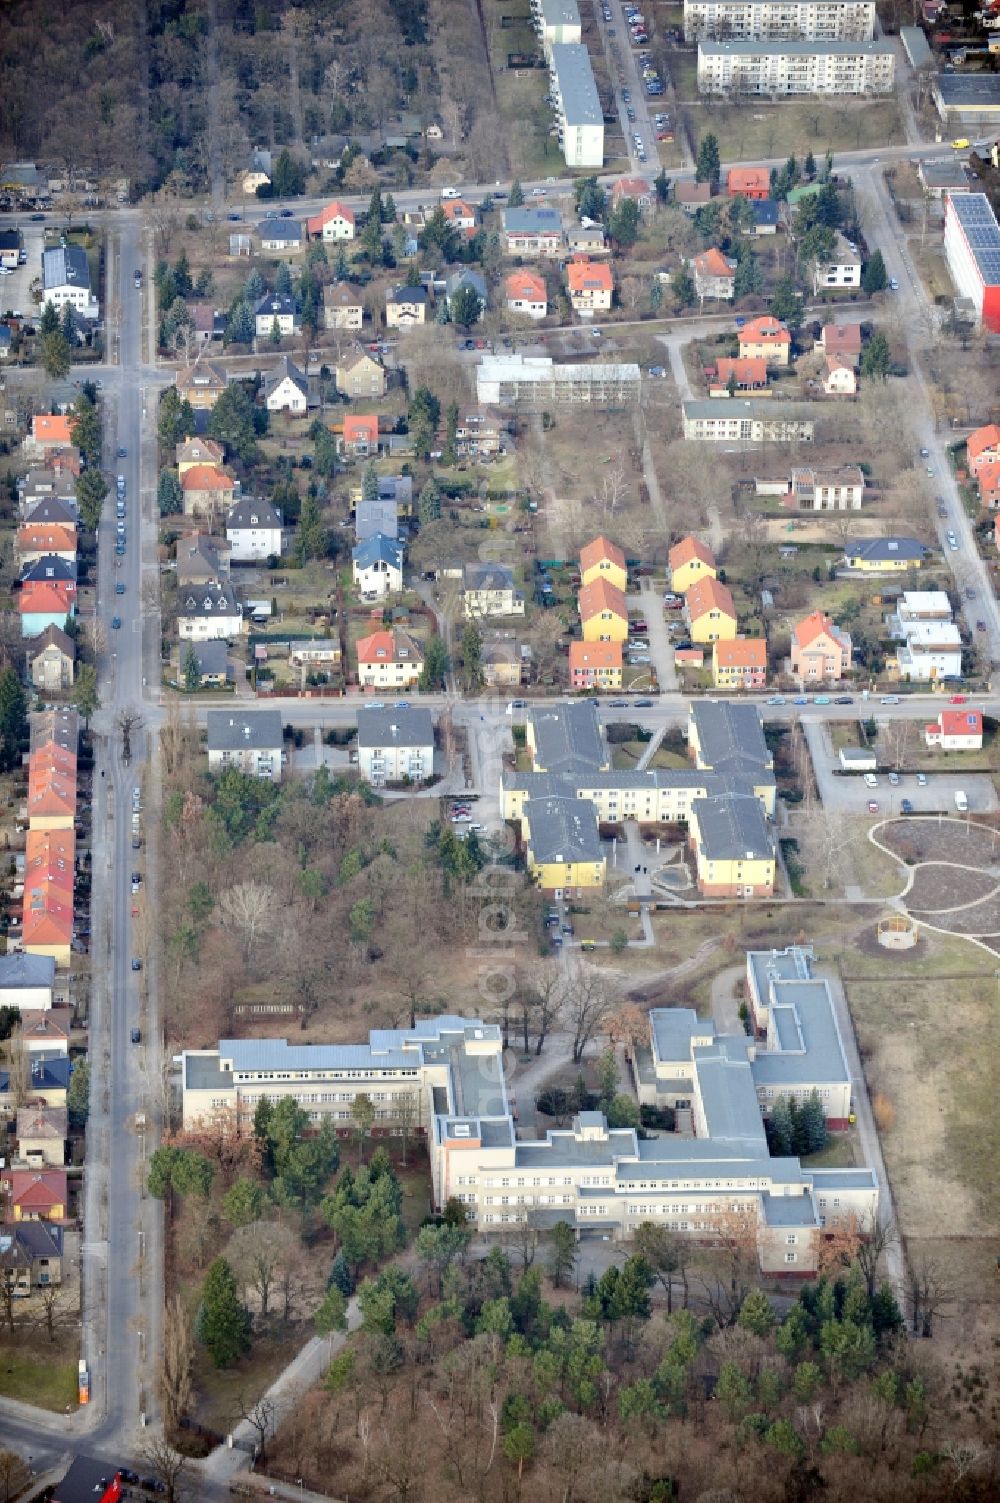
top-left (440, 187), bottom-right (460, 200)
top-left (0, 267), bottom-right (13, 276)
top-left (864, 773), bottom-right (878, 789)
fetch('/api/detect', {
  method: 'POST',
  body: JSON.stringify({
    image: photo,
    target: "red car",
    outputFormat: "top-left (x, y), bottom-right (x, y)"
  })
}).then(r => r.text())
top-left (950, 694), bottom-right (967, 704)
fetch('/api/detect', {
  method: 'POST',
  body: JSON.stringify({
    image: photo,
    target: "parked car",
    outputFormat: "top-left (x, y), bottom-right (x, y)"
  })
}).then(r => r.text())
top-left (888, 771), bottom-right (900, 786)
top-left (916, 773), bottom-right (927, 786)
top-left (900, 798), bottom-right (913, 814)
top-left (864, 773), bottom-right (878, 789)
top-left (867, 800), bottom-right (880, 814)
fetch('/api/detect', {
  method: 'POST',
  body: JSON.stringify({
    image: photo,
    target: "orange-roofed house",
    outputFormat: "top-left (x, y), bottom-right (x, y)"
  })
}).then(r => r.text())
top-left (30, 415), bottom-right (73, 451)
top-left (967, 423), bottom-right (1000, 476)
top-left (19, 577), bottom-right (77, 638)
top-left (17, 523), bottom-right (77, 566)
top-left (790, 610), bottom-right (852, 682)
top-left (1, 1169), bottom-right (68, 1223)
top-left (21, 892), bottom-right (73, 967)
top-left (566, 257), bottom-right (613, 315)
top-left (569, 640), bottom-right (623, 690)
top-left (25, 831), bottom-right (75, 899)
top-left (339, 415), bottom-right (381, 457)
top-left (712, 638), bottom-right (767, 690)
top-left (505, 270), bottom-right (548, 321)
top-left (709, 357), bottom-right (768, 395)
top-left (727, 167), bottom-right (770, 201)
top-left (179, 465), bottom-right (237, 520)
top-left (669, 535), bottom-right (717, 595)
top-left (578, 578), bottom-right (628, 642)
top-left (356, 627), bottom-right (424, 691)
top-left (692, 247), bottom-right (737, 301)
top-left (925, 708), bottom-right (983, 752)
top-left (739, 316), bottom-right (791, 367)
top-left (442, 199), bottom-right (477, 238)
top-left (305, 201), bottom-right (356, 241)
top-left (823, 355), bottom-right (857, 396)
top-left (978, 459), bottom-right (1000, 510)
top-left (579, 535), bottom-right (627, 592)
top-left (685, 577), bottom-right (737, 643)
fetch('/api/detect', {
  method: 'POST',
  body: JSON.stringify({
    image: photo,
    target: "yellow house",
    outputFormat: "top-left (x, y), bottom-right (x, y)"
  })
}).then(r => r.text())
top-left (844, 537), bottom-right (925, 572)
top-left (685, 577), bottom-right (738, 644)
top-left (578, 578), bottom-right (628, 642)
top-left (580, 535), bottom-right (627, 593)
top-left (669, 535), bottom-right (717, 596)
top-left (523, 795), bottom-right (606, 895)
top-left (689, 794), bottom-right (775, 898)
top-left (569, 640), bottom-right (623, 690)
top-left (712, 638), bottom-right (767, 690)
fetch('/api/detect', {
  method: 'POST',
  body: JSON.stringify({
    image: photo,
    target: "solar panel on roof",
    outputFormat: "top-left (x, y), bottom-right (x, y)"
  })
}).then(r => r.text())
top-left (950, 194), bottom-right (1000, 284)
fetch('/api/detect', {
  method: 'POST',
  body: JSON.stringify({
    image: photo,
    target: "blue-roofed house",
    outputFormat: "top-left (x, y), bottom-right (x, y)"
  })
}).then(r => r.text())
top-left (352, 533), bottom-right (404, 597)
top-left (751, 199), bottom-right (780, 236)
top-left (258, 217), bottom-right (304, 253)
top-left (502, 207), bottom-right (565, 257)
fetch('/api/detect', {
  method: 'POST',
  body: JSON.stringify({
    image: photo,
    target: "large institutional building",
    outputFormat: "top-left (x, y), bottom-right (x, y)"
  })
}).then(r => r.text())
top-left (696, 39), bottom-right (894, 96)
top-left (477, 354), bottom-right (641, 410)
top-left (683, 0), bottom-right (876, 42)
top-left (180, 947), bottom-right (877, 1274)
top-left (943, 193), bottom-right (1000, 335)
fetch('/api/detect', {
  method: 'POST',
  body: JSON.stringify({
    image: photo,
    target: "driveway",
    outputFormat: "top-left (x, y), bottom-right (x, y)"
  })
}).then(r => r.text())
top-left (633, 579), bottom-right (677, 691)
top-left (0, 222), bottom-right (43, 315)
top-left (802, 717), bottom-right (998, 815)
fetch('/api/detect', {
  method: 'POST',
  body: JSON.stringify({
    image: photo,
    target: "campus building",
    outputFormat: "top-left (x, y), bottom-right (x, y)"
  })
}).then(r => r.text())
top-left (180, 946), bottom-right (876, 1273)
top-left (943, 193), bottom-right (1000, 334)
top-left (477, 354), bottom-right (641, 409)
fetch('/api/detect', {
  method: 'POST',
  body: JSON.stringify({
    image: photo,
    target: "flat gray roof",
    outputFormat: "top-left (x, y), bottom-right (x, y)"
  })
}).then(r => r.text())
top-left (541, 0), bottom-right (580, 24)
top-left (935, 74), bottom-right (1000, 105)
top-left (515, 1126), bottom-right (637, 1167)
top-left (684, 399), bottom-right (815, 421)
top-left (900, 25), bottom-right (933, 69)
top-left (752, 979), bottom-right (850, 1087)
top-left (650, 1007), bottom-right (703, 1067)
top-left (762, 1193), bottom-right (819, 1227)
top-left (550, 43), bottom-right (603, 129)
top-left (699, 39), bottom-right (892, 57)
top-left (185, 1053), bottom-right (233, 1092)
top-left (695, 1052), bottom-right (769, 1149)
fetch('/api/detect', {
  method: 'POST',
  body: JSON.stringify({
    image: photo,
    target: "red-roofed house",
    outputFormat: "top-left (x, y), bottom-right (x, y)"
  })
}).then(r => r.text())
top-left (612, 177), bottom-right (653, 210)
top-left (17, 523), bottom-right (77, 565)
top-left (790, 610), bottom-right (852, 682)
top-left (823, 355), bottom-right (857, 396)
top-left (19, 576), bottom-right (77, 638)
top-left (29, 415), bottom-right (73, 451)
top-left (692, 247), bottom-right (737, 300)
top-left (306, 201), bottom-right (356, 241)
top-left (818, 323), bottom-right (863, 364)
top-left (739, 316), bottom-right (791, 367)
top-left (925, 708), bottom-right (984, 751)
top-left (1, 1168), bottom-right (67, 1222)
top-left (709, 357), bottom-right (768, 395)
top-left (712, 638), bottom-right (767, 689)
top-left (25, 830), bottom-right (75, 899)
top-left (669, 535), bottom-right (716, 595)
top-left (967, 423), bottom-right (1000, 476)
top-left (179, 464), bottom-right (238, 519)
top-left (579, 535), bottom-right (627, 591)
top-left (566, 257), bottom-right (613, 314)
top-left (568, 640), bottom-right (623, 690)
top-left (505, 270), bottom-right (548, 320)
top-left (442, 200), bottom-right (477, 238)
top-left (578, 578), bottom-right (628, 642)
top-left (339, 415), bottom-right (380, 457)
top-left (727, 167), bottom-right (770, 200)
top-left (685, 577), bottom-right (737, 643)
top-left (978, 459), bottom-right (1000, 510)
top-left (356, 627), bottom-right (424, 690)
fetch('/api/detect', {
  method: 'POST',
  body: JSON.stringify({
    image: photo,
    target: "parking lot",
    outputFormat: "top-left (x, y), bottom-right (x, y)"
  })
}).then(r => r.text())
top-left (803, 719), bottom-right (998, 816)
top-left (0, 222), bottom-right (44, 318)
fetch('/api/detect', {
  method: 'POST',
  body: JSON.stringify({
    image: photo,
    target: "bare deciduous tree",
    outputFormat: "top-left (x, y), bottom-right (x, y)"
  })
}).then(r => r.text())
top-left (159, 1294), bottom-right (194, 1430)
top-left (226, 1219), bottom-right (296, 1317)
top-left (138, 1437), bottom-right (188, 1503)
top-left (218, 881), bottom-right (275, 965)
top-left (565, 965), bottom-right (615, 1062)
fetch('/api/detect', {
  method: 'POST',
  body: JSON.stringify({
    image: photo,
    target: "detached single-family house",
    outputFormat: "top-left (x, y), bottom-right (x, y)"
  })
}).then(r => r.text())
top-left (813, 234), bottom-right (862, 293)
top-left (335, 348), bottom-right (386, 400)
top-left (505, 270), bottom-right (548, 320)
top-left (184, 639), bottom-right (233, 689)
top-left (177, 583), bottom-right (243, 641)
top-left (790, 465), bottom-right (864, 510)
top-left (967, 423), bottom-right (1000, 476)
top-left (751, 200), bottom-right (780, 235)
top-left (710, 357), bottom-right (768, 395)
top-left (712, 638), bottom-right (767, 690)
top-left (179, 464), bottom-right (238, 520)
top-left (612, 177), bottom-right (653, 211)
top-left (727, 167), bottom-right (770, 200)
top-left (356, 704), bottom-right (435, 785)
top-left (578, 578), bottom-right (628, 643)
top-left (0, 953), bottom-right (55, 1012)
top-left (26, 415), bottom-right (74, 454)
top-left (258, 217), bottom-right (303, 253)
top-left (442, 409), bottom-right (505, 458)
top-left (226, 496), bottom-right (283, 562)
top-left (176, 531), bottom-right (231, 586)
top-left (324, 282), bottom-right (365, 330)
top-left (580, 534), bottom-right (627, 592)
top-left (978, 460), bottom-right (1000, 511)
top-left (0, 1221), bottom-right (64, 1294)
top-left (502, 207), bottom-right (565, 257)
top-left (790, 610), bottom-right (852, 681)
top-left (16, 1107), bottom-right (67, 1167)
top-left (352, 533), bottom-right (404, 597)
top-left (176, 362), bottom-right (228, 410)
top-left (254, 293), bottom-right (299, 339)
top-left (739, 316), bottom-right (791, 367)
top-left (674, 181), bottom-right (712, 215)
top-left (818, 323), bottom-right (863, 365)
top-left (206, 710), bottom-right (283, 779)
top-left (385, 286), bottom-right (427, 328)
top-left (568, 640), bottom-right (623, 690)
top-left (19, 1008), bottom-right (70, 1059)
top-left (481, 633), bottom-right (525, 689)
top-left (27, 624), bottom-right (75, 692)
top-left (692, 247), bottom-right (737, 301)
top-left (176, 437), bottom-right (225, 473)
top-left (566, 256), bottom-right (613, 315)
top-left (340, 414), bottom-right (380, 457)
top-left (306, 201), bottom-right (356, 241)
top-left (355, 497), bottom-right (398, 544)
top-left (844, 537), bottom-right (924, 572)
top-left (442, 199), bottom-right (477, 238)
top-left (445, 268), bottom-right (486, 320)
top-left (17, 520), bottom-right (78, 566)
top-left (1, 1168), bottom-right (68, 1223)
top-left (669, 535), bottom-right (717, 596)
top-left (823, 355), bottom-right (857, 396)
top-left (356, 627), bottom-right (424, 691)
top-left (463, 562), bottom-right (524, 618)
top-left (41, 246), bottom-right (98, 319)
top-left (263, 356), bottom-right (308, 415)
top-left (925, 708), bottom-right (984, 751)
top-left (686, 577), bottom-right (737, 644)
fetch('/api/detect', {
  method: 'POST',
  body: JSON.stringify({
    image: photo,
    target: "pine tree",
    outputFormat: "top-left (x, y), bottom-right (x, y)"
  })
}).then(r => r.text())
top-left (183, 645), bottom-right (201, 692)
top-left (362, 461), bottom-right (379, 502)
top-left (695, 133), bottom-right (720, 189)
top-left (327, 1250), bottom-right (354, 1297)
top-left (768, 1096), bottom-right (795, 1157)
top-left (0, 667), bottom-right (28, 773)
top-left (804, 150), bottom-right (816, 180)
top-left (671, 265), bottom-right (695, 309)
top-left (649, 278), bottom-right (662, 313)
top-left (418, 480), bottom-right (441, 523)
top-left (860, 330), bottom-right (891, 382)
top-left (862, 249), bottom-right (887, 295)
top-left (198, 1258), bottom-right (250, 1367)
top-left (295, 493), bottom-right (328, 564)
top-left (157, 469), bottom-right (182, 517)
top-left (419, 634), bottom-right (450, 691)
top-left (799, 1090), bottom-right (828, 1155)
top-left (39, 301), bottom-right (60, 335)
top-left (508, 180), bottom-right (524, 208)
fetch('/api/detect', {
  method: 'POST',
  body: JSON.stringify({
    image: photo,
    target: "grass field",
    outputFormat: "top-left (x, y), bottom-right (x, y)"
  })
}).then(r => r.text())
top-left (0, 1339), bottom-right (79, 1411)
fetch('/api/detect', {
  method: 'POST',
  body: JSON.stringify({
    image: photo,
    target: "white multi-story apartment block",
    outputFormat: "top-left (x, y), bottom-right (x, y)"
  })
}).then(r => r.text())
top-left (478, 354), bottom-right (640, 409)
top-left (684, 0), bottom-right (876, 43)
top-left (356, 704), bottom-right (434, 784)
top-left (180, 947), bottom-right (877, 1275)
top-left (550, 43), bottom-right (604, 169)
top-left (535, 0), bottom-right (582, 53)
top-left (683, 400), bottom-right (815, 443)
top-left (697, 39), bottom-right (893, 95)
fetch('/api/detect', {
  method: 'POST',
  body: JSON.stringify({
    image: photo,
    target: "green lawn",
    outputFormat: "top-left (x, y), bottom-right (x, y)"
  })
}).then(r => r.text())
top-left (0, 1341), bottom-right (79, 1412)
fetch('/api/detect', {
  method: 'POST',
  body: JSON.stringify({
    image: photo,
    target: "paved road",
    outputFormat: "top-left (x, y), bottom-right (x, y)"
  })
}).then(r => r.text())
top-left (598, 0), bottom-right (655, 172)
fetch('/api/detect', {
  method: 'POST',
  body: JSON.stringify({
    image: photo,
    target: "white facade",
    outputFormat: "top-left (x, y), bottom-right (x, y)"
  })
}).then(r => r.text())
top-left (226, 508), bottom-right (283, 562)
top-left (536, 0), bottom-right (582, 53)
top-left (550, 43), bottom-right (605, 169)
top-left (813, 234), bottom-right (863, 291)
top-left (895, 620), bottom-right (963, 682)
top-left (697, 39), bottom-right (892, 95)
top-left (943, 193), bottom-right (1000, 331)
top-left (206, 711), bottom-right (283, 780)
top-left (684, 0), bottom-right (876, 43)
top-left (353, 555), bottom-right (403, 598)
top-left (683, 400), bottom-right (814, 442)
top-left (358, 707), bottom-right (434, 784)
top-left (265, 374), bottom-right (307, 414)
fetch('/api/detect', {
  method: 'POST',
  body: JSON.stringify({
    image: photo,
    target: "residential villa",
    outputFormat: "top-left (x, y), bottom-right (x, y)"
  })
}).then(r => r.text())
top-left (505, 270), bottom-right (548, 320)
top-left (692, 247), bottom-right (737, 300)
top-left (356, 627), bottom-right (424, 691)
top-left (790, 611), bottom-right (852, 682)
top-left (843, 537), bottom-right (924, 572)
top-left (462, 563), bottom-right (524, 618)
top-left (925, 708), bottom-right (984, 751)
top-left (566, 256), bottom-right (614, 315)
top-left (739, 316), bottom-right (791, 366)
top-left (712, 638), bottom-right (767, 690)
top-left (352, 534), bottom-right (404, 598)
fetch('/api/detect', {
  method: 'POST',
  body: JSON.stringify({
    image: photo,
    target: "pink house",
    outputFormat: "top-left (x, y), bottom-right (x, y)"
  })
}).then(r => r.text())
top-left (790, 610), bottom-right (852, 681)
